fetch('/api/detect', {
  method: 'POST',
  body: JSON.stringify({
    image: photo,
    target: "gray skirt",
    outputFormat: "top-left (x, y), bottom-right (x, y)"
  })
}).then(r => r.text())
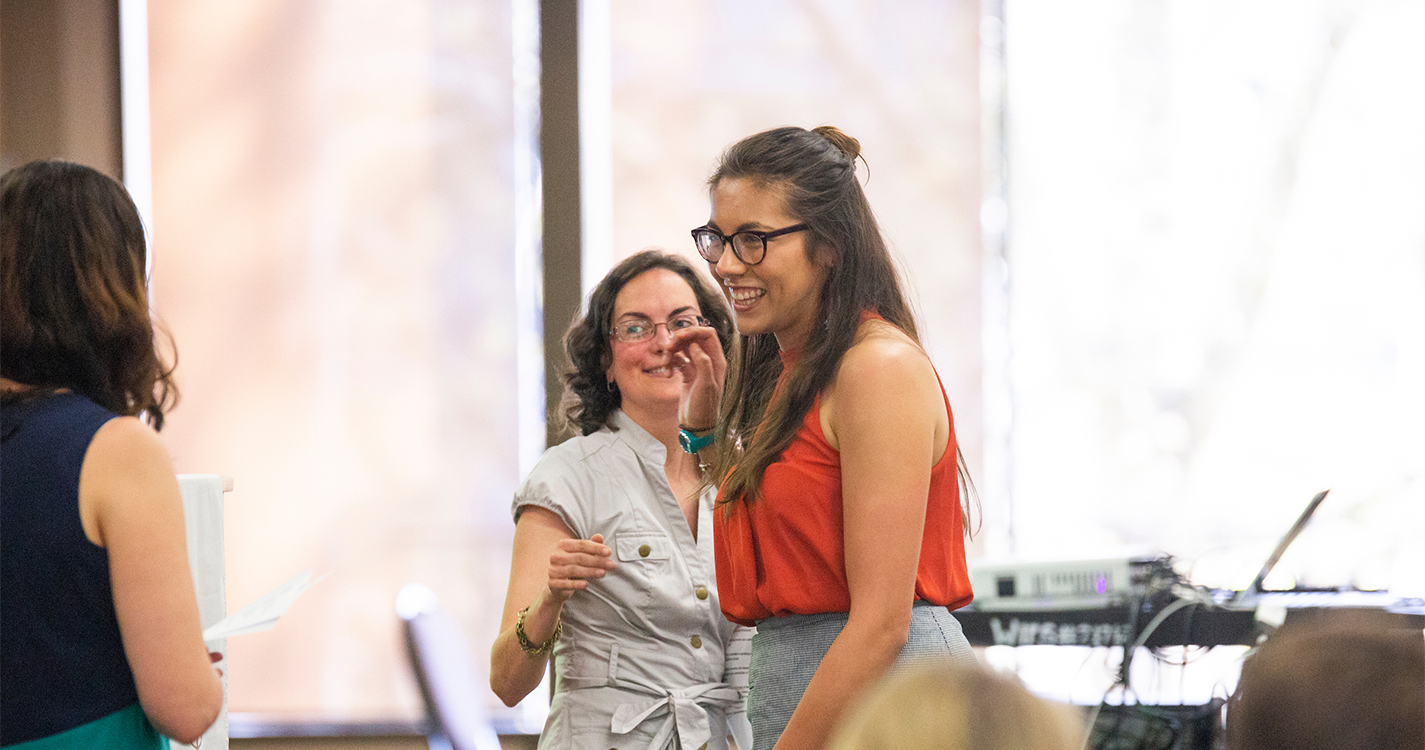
top-left (748, 602), bottom-right (976, 750)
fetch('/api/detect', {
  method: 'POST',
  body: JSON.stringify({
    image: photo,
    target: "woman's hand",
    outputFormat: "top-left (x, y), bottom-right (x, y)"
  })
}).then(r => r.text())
top-left (671, 324), bottom-right (727, 431)
top-left (492, 508), bottom-right (614, 706)
top-left (546, 533), bottom-right (617, 603)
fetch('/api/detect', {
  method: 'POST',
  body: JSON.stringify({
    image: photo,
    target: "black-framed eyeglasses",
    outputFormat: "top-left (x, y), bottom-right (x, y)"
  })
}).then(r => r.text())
top-left (690, 223), bottom-right (809, 266)
top-left (609, 313), bottom-right (709, 343)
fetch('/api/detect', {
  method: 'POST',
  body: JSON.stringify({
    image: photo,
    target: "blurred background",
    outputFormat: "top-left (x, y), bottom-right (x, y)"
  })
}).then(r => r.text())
top-left (3, 0), bottom-right (1421, 741)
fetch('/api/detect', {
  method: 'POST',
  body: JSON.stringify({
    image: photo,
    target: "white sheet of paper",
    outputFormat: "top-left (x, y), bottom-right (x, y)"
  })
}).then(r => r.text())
top-left (203, 569), bottom-right (328, 642)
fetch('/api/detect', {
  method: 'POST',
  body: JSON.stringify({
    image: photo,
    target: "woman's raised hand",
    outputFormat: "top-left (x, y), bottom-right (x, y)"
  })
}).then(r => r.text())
top-left (671, 325), bottom-right (726, 431)
top-left (546, 533), bottom-right (617, 603)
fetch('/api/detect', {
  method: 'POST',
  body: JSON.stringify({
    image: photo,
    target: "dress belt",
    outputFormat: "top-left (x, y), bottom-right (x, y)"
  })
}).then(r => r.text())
top-left (557, 642), bottom-right (752, 750)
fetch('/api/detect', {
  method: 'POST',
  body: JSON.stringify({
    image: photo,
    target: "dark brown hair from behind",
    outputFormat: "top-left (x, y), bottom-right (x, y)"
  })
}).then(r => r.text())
top-left (1226, 611), bottom-right (1425, 750)
top-left (558, 249), bottom-right (733, 438)
top-left (1, 160), bottom-right (178, 428)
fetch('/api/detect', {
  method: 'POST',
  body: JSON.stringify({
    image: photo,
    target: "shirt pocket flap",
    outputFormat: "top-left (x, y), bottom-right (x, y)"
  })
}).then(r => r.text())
top-left (615, 532), bottom-right (672, 562)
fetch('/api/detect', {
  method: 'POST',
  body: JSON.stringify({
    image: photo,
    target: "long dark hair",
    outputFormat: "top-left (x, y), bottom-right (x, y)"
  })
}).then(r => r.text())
top-left (709, 127), bottom-right (977, 531)
top-left (1, 161), bottom-right (178, 429)
top-left (559, 249), bottom-right (733, 438)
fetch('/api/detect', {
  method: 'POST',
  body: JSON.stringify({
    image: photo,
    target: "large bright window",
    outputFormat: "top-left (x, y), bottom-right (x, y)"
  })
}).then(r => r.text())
top-left (1005, 0), bottom-right (1424, 591)
top-left (148, 0), bottom-right (523, 721)
top-left (998, 0), bottom-right (1425, 703)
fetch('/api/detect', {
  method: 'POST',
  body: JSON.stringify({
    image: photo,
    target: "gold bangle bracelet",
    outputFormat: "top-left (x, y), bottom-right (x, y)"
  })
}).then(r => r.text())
top-left (515, 605), bottom-right (561, 657)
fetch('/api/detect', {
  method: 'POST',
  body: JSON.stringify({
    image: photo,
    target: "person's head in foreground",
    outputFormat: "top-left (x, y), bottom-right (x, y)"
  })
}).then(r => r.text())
top-left (1226, 611), bottom-right (1425, 750)
top-left (0, 159), bottom-right (175, 426)
top-left (827, 663), bottom-right (1084, 750)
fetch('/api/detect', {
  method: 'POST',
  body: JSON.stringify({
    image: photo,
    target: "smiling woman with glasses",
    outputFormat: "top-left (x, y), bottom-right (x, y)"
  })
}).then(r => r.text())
top-left (671, 127), bottom-right (981, 750)
top-left (490, 250), bottom-right (753, 750)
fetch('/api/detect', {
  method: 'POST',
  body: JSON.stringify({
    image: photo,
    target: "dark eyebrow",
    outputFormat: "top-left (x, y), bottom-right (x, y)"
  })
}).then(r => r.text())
top-left (705, 221), bottom-right (774, 234)
top-left (615, 305), bottom-right (697, 321)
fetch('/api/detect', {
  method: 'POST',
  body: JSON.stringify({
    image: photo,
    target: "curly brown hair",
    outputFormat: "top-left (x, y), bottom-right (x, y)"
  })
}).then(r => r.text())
top-left (1, 161), bottom-right (178, 429)
top-left (558, 249), bottom-right (733, 438)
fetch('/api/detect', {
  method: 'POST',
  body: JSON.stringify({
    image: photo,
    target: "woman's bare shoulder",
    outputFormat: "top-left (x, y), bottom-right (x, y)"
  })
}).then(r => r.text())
top-left (839, 318), bottom-right (932, 383)
top-left (83, 416), bottom-right (179, 509)
top-left (87, 415), bottom-right (171, 470)
top-left (823, 319), bottom-right (938, 432)
top-left (822, 318), bottom-right (945, 453)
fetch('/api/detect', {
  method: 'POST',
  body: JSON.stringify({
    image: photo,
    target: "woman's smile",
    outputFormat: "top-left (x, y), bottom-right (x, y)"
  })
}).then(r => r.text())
top-left (724, 282), bottom-right (767, 312)
top-left (606, 268), bottom-right (705, 422)
top-left (707, 177), bottom-right (829, 350)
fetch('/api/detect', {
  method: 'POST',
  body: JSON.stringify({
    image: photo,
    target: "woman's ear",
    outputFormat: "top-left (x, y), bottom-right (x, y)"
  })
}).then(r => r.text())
top-left (811, 240), bottom-right (837, 269)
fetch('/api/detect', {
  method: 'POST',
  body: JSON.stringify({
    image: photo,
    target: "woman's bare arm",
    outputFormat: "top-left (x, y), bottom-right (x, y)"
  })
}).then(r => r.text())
top-left (490, 506), bottom-right (616, 706)
top-left (772, 329), bottom-right (947, 750)
top-left (80, 417), bottom-right (223, 743)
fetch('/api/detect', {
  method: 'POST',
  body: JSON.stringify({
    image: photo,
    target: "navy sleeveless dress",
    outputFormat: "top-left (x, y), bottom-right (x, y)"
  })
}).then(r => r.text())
top-left (1, 392), bottom-right (167, 749)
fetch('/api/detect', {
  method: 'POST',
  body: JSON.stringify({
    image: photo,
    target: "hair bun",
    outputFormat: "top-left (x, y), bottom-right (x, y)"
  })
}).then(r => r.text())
top-left (812, 126), bottom-right (861, 162)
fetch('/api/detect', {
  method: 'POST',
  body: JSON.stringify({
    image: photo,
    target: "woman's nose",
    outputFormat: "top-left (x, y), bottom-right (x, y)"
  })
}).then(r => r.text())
top-left (650, 322), bottom-right (675, 349)
top-left (714, 247), bottom-right (746, 278)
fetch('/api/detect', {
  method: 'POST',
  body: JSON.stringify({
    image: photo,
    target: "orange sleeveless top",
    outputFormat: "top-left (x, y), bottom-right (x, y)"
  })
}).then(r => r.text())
top-left (712, 351), bottom-right (974, 627)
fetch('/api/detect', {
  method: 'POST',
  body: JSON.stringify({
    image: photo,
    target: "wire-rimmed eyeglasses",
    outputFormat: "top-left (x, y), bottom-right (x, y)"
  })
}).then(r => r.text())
top-left (609, 313), bottom-right (709, 343)
top-left (690, 223), bottom-right (809, 266)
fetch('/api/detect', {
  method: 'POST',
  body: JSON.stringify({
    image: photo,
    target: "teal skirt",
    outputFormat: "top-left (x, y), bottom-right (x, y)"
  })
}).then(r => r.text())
top-left (3, 703), bottom-right (167, 750)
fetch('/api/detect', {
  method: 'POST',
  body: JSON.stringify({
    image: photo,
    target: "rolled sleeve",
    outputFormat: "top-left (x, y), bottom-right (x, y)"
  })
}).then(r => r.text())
top-left (512, 442), bottom-right (593, 540)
